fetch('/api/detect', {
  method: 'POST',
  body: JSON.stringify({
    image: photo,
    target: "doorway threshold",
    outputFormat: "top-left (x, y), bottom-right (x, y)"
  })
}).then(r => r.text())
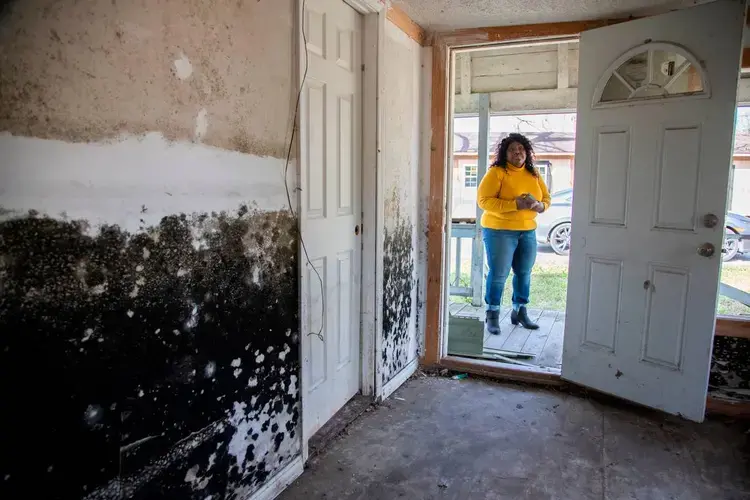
top-left (439, 355), bottom-right (563, 387)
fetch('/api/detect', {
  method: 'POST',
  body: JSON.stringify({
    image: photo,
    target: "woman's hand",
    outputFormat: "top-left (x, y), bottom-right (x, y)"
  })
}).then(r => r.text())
top-left (515, 195), bottom-right (534, 210)
top-left (531, 201), bottom-right (545, 213)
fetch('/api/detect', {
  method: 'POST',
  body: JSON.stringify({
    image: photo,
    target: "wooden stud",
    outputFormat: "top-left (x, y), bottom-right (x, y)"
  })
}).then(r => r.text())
top-left (705, 395), bottom-right (750, 418)
top-left (437, 19), bottom-right (629, 49)
top-left (439, 356), bottom-right (564, 386)
top-left (742, 48), bottom-right (750, 71)
top-left (715, 316), bottom-right (750, 339)
top-left (386, 4), bottom-right (427, 46)
top-left (424, 37), bottom-right (448, 365)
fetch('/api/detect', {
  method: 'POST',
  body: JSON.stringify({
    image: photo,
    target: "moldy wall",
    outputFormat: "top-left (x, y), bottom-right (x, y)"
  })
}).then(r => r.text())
top-left (380, 20), bottom-right (423, 385)
top-left (0, 1), bottom-right (302, 498)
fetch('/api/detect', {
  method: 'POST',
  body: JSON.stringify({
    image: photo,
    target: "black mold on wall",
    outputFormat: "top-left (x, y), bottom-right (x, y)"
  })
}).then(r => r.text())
top-left (0, 207), bottom-right (300, 499)
top-left (710, 336), bottom-right (750, 401)
top-left (382, 194), bottom-right (415, 385)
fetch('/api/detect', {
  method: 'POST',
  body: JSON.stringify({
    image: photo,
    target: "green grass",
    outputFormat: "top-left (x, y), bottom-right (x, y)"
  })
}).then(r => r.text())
top-left (719, 264), bottom-right (750, 316)
top-left (451, 261), bottom-right (750, 316)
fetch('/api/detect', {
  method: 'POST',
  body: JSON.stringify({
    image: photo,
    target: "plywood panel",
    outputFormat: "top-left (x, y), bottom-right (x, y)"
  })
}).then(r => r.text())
top-left (592, 129), bottom-right (630, 226)
top-left (472, 73), bottom-right (558, 93)
top-left (471, 44), bottom-right (562, 58)
top-left (654, 126), bottom-right (701, 231)
top-left (582, 257), bottom-right (622, 352)
top-left (641, 265), bottom-right (689, 370)
top-left (472, 51), bottom-right (558, 76)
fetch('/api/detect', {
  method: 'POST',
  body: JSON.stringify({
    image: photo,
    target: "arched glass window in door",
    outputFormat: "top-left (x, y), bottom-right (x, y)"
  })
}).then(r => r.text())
top-left (593, 43), bottom-right (709, 106)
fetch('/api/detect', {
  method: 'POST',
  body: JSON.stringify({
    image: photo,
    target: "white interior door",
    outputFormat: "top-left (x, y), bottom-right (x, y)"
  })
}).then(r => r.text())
top-left (301, 0), bottom-right (362, 439)
top-left (562, 0), bottom-right (745, 422)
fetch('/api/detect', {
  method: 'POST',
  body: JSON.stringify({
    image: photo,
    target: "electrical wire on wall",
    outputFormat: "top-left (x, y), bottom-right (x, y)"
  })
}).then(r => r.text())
top-left (283, 0), bottom-right (325, 342)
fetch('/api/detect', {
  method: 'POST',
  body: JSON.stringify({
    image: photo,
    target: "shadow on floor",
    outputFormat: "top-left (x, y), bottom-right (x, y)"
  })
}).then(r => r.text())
top-left (282, 375), bottom-right (750, 500)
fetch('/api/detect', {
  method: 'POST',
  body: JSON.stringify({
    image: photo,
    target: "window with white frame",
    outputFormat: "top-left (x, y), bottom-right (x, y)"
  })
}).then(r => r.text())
top-left (536, 160), bottom-right (553, 192)
top-left (464, 165), bottom-right (478, 187)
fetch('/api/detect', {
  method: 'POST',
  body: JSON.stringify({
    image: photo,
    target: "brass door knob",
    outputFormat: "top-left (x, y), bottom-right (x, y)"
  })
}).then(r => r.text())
top-left (703, 213), bottom-right (719, 228)
top-left (697, 242), bottom-right (715, 257)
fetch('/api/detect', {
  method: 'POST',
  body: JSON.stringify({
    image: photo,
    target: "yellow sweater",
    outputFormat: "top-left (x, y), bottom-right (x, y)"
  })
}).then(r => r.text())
top-left (477, 163), bottom-right (551, 231)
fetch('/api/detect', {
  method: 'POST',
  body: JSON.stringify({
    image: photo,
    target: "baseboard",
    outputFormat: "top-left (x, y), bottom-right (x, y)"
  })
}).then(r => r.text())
top-left (247, 456), bottom-right (304, 500)
top-left (380, 358), bottom-right (418, 401)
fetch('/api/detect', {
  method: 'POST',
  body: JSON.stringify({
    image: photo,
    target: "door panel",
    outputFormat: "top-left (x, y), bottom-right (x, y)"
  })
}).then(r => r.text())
top-left (562, 0), bottom-right (745, 422)
top-left (301, 0), bottom-right (362, 439)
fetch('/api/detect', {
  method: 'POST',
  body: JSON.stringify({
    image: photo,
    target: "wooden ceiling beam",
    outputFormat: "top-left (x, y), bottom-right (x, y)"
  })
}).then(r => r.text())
top-left (386, 4), bottom-right (427, 46)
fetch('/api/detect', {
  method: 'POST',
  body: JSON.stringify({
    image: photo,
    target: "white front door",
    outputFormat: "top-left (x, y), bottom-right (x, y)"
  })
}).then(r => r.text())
top-left (562, 0), bottom-right (745, 422)
top-left (301, 0), bottom-right (362, 438)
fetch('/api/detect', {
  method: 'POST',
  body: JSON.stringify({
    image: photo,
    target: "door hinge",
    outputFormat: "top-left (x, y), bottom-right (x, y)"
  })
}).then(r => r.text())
top-left (361, 64), bottom-right (365, 72)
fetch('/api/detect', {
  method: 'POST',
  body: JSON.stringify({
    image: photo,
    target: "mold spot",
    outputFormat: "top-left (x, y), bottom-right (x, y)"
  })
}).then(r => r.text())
top-left (0, 208), bottom-right (301, 498)
top-left (381, 191), bottom-right (415, 384)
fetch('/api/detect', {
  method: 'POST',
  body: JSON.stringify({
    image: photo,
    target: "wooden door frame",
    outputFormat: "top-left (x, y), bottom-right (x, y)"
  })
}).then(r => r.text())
top-left (422, 19), bottom-right (750, 379)
top-left (295, 0), bottom-right (386, 466)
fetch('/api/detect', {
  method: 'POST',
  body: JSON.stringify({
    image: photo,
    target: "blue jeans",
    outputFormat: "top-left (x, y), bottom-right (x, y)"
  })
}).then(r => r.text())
top-left (483, 228), bottom-right (537, 309)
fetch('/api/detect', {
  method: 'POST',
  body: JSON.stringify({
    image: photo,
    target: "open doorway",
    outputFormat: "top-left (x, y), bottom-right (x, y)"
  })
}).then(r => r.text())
top-left (445, 40), bottom-right (579, 374)
top-left (442, 10), bottom-right (750, 409)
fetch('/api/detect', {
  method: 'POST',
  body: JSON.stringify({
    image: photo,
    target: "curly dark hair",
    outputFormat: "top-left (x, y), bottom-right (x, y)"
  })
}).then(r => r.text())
top-left (491, 132), bottom-right (537, 177)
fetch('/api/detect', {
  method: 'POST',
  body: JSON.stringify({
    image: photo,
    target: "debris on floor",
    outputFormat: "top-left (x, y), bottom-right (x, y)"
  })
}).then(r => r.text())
top-left (280, 377), bottom-right (750, 500)
top-left (451, 373), bottom-right (468, 380)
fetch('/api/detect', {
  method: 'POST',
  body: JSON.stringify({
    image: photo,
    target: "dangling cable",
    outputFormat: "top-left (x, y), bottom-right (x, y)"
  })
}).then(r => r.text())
top-left (283, 0), bottom-right (325, 342)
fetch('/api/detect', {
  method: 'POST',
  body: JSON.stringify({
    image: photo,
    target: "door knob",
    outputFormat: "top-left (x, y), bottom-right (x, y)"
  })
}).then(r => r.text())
top-left (697, 242), bottom-right (715, 258)
top-left (703, 213), bottom-right (719, 228)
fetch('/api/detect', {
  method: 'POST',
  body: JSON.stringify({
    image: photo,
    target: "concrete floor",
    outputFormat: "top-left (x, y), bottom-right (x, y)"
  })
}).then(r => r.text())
top-left (282, 376), bottom-right (750, 500)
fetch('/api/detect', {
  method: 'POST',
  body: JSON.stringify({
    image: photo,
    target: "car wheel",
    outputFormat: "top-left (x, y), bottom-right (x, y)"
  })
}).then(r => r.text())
top-left (723, 230), bottom-right (740, 262)
top-left (549, 223), bottom-right (571, 256)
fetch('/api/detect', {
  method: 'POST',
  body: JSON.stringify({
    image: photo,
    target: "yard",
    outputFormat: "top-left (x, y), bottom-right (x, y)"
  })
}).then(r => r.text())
top-left (450, 246), bottom-right (750, 317)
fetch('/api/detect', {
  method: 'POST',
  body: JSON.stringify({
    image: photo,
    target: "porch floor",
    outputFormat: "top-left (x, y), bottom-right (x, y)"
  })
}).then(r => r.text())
top-left (448, 302), bottom-right (564, 372)
top-left (281, 377), bottom-right (750, 500)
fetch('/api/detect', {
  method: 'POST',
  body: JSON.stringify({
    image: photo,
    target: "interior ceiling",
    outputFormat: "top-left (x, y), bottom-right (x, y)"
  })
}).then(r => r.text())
top-left (392, 0), bottom-right (715, 32)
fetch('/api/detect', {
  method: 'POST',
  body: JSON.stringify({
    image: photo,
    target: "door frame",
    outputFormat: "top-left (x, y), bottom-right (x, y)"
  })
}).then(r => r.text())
top-left (295, 0), bottom-right (385, 461)
top-left (422, 16), bottom-right (750, 406)
top-left (422, 19), bottom-right (629, 372)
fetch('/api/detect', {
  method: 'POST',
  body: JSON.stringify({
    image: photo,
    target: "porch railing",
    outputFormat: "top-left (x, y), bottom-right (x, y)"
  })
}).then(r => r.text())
top-left (449, 220), bottom-right (750, 310)
top-left (449, 222), bottom-right (484, 304)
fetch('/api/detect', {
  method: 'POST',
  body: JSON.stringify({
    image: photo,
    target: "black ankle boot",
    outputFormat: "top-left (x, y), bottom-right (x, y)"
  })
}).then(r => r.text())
top-left (511, 306), bottom-right (539, 330)
top-left (485, 310), bottom-right (501, 335)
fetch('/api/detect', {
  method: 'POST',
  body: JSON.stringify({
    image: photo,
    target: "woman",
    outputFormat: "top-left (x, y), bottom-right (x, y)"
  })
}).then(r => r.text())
top-left (477, 133), bottom-right (550, 335)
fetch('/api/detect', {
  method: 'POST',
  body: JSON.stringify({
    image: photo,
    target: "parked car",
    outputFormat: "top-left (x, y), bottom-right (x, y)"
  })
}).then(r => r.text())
top-left (536, 188), bottom-right (750, 262)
